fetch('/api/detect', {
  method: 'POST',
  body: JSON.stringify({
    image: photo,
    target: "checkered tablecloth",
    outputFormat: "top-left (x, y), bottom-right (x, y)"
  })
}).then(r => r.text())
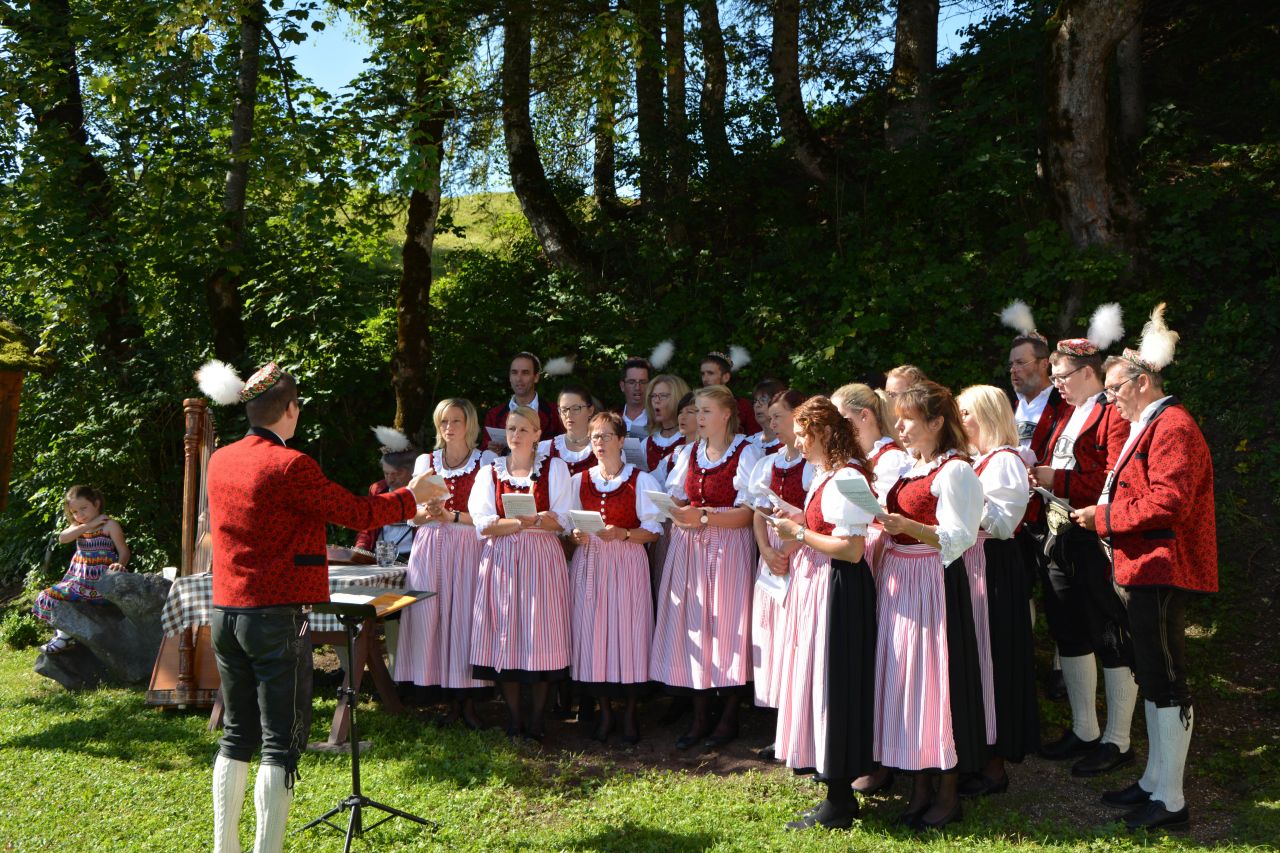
top-left (160, 565), bottom-right (407, 635)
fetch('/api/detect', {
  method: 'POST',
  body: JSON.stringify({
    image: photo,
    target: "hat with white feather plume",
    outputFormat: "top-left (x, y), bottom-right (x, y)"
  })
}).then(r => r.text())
top-left (1055, 303), bottom-right (1124, 357)
top-left (196, 360), bottom-right (283, 405)
top-left (1000, 299), bottom-right (1048, 345)
top-left (1120, 302), bottom-right (1180, 373)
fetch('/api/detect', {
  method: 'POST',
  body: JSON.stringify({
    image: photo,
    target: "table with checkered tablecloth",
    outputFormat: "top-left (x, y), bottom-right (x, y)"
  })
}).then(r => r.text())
top-left (160, 565), bottom-right (407, 636)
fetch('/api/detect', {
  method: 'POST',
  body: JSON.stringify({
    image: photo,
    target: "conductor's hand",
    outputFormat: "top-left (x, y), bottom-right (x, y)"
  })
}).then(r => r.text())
top-left (408, 472), bottom-right (450, 504)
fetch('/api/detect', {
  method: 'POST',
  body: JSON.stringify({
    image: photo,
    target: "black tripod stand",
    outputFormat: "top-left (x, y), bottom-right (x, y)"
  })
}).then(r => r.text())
top-left (300, 601), bottom-right (434, 852)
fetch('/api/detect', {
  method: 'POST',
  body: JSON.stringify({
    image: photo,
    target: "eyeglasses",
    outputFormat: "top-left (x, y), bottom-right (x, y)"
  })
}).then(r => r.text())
top-left (1050, 365), bottom-right (1086, 384)
top-left (622, 379), bottom-right (647, 387)
top-left (558, 404), bottom-right (592, 415)
top-left (1008, 357), bottom-right (1044, 370)
top-left (650, 392), bottom-right (672, 403)
top-left (1103, 376), bottom-right (1136, 398)
top-left (753, 397), bottom-right (772, 405)
top-left (589, 433), bottom-right (618, 443)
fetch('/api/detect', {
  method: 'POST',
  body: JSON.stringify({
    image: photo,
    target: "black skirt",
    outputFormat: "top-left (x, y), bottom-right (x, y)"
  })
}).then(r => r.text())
top-left (943, 556), bottom-right (988, 776)
top-left (471, 665), bottom-right (569, 684)
top-left (983, 536), bottom-right (1041, 762)
top-left (822, 557), bottom-right (877, 780)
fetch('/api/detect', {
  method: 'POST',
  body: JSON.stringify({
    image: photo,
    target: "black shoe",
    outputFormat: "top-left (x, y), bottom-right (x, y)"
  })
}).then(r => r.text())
top-left (852, 770), bottom-right (895, 795)
top-left (675, 729), bottom-right (708, 751)
top-left (918, 800), bottom-right (963, 831)
top-left (899, 801), bottom-right (931, 830)
top-left (703, 728), bottom-right (738, 750)
top-left (785, 799), bottom-right (856, 831)
top-left (1072, 742), bottom-right (1135, 777)
top-left (1101, 781), bottom-right (1153, 808)
top-left (1123, 799), bottom-right (1190, 831)
top-left (958, 772), bottom-right (1009, 798)
top-left (1040, 730), bottom-right (1100, 760)
top-left (1046, 669), bottom-right (1068, 701)
top-left (756, 742), bottom-right (776, 760)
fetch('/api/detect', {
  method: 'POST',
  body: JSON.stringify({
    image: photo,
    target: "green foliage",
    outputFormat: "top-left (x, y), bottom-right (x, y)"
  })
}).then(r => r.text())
top-left (0, 608), bottom-right (41, 650)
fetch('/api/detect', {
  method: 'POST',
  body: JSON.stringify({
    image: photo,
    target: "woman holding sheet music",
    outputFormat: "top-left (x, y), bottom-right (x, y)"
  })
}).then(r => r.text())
top-left (745, 390), bottom-right (811, 721)
top-left (769, 396), bottom-right (878, 831)
top-left (395, 398), bottom-right (495, 729)
top-left (468, 406), bottom-right (574, 742)
top-left (567, 412), bottom-right (663, 744)
top-left (650, 385), bottom-right (763, 750)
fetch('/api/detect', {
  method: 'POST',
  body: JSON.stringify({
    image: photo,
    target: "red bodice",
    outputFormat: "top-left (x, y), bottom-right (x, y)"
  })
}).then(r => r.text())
top-left (805, 463), bottom-right (873, 536)
top-left (433, 451), bottom-right (485, 513)
top-left (685, 439), bottom-right (749, 508)
top-left (578, 467), bottom-right (642, 529)
top-left (886, 458), bottom-right (963, 545)
top-left (644, 434), bottom-right (686, 472)
top-left (492, 459), bottom-right (552, 517)
top-left (769, 455), bottom-right (809, 509)
top-left (547, 437), bottom-right (595, 475)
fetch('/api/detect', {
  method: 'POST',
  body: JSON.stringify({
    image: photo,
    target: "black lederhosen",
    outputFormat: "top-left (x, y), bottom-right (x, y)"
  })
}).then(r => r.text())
top-left (1120, 586), bottom-right (1191, 710)
top-left (1044, 525), bottom-right (1133, 669)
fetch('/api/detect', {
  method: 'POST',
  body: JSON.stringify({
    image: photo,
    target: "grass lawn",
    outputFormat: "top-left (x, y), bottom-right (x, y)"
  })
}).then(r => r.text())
top-left (1, 643), bottom-right (1276, 852)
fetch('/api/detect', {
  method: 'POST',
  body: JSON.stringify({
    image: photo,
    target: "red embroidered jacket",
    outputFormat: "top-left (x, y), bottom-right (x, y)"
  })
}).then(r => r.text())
top-left (1098, 400), bottom-right (1217, 593)
top-left (1024, 387), bottom-right (1072, 525)
top-left (1043, 393), bottom-right (1130, 507)
top-left (208, 430), bottom-right (417, 608)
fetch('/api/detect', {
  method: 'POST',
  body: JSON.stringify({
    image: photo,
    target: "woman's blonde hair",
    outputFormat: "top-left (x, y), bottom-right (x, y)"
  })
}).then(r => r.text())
top-left (644, 373), bottom-right (691, 434)
top-left (693, 385), bottom-right (740, 435)
top-left (506, 405), bottom-right (542, 432)
top-left (830, 382), bottom-right (894, 439)
top-left (432, 398), bottom-right (480, 450)
top-left (956, 385), bottom-right (1019, 454)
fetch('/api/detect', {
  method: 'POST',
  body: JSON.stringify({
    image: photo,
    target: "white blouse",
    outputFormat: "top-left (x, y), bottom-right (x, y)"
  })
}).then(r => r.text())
top-left (748, 433), bottom-right (782, 454)
top-left (897, 451), bottom-right (984, 565)
top-left (568, 465), bottom-right (665, 535)
top-left (745, 448), bottom-right (813, 509)
top-left (467, 455), bottom-right (573, 538)
top-left (971, 447), bottom-right (1030, 541)
top-left (868, 436), bottom-right (911, 507)
top-left (538, 435), bottom-right (594, 468)
top-left (806, 466), bottom-right (876, 537)
top-left (412, 448), bottom-right (496, 478)
top-left (664, 434), bottom-right (764, 506)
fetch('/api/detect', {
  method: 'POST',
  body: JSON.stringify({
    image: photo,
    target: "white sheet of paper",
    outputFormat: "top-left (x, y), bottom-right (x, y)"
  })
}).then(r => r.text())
top-left (755, 565), bottom-right (791, 605)
top-left (835, 475), bottom-right (887, 519)
top-left (500, 492), bottom-right (538, 518)
top-left (644, 489), bottom-right (679, 518)
top-left (486, 426), bottom-right (508, 446)
top-left (329, 591), bottom-right (376, 605)
top-left (425, 473), bottom-right (447, 489)
top-left (569, 510), bottom-right (606, 534)
top-left (1032, 485), bottom-right (1075, 511)
top-left (758, 485), bottom-right (802, 516)
top-left (623, 436), bottom-right (646, 468)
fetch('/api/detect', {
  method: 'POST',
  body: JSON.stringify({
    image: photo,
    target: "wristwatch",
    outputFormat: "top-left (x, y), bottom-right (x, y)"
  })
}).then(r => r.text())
top-left (795, 528), bottom-right (807, 544)
top-left (700, 510), bottom-right (710, 527)
top-left (453, 510), bottom-right (461, 524)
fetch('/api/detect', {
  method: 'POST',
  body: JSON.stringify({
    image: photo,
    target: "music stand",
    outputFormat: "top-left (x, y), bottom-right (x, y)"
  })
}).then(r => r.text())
top-left (300, 591), bottom-right (435, 852)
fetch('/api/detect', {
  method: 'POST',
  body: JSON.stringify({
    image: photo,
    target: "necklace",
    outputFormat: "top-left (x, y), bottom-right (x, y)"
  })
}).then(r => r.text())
top-left (441, 446), bottom-right (470, 470)
top-left (599, 462), bottom-right (625, 481)
top-left (564, 433), bottom-right (589, 450)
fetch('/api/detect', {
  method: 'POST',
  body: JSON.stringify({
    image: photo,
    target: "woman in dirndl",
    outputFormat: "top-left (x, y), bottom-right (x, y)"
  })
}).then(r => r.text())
top-left (875, 380), bottom-right (986, 830)
top-left (567, 412), bottom-right (663, 744)
top-left (468, 406), bottom-right (573, 741)
top-left (394, 398), bottom-right (495, 728)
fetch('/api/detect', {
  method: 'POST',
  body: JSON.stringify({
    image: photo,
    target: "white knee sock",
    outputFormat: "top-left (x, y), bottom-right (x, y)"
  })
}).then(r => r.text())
top-left (1060, 654), bottom-right (1100, 741)
top-left (1137, 700), bottom-right (1160, 793)
top-left (212, 754), bottom-right (249, 853)
top-left (1053, 645), bottom-right (1061, 670)
top-left (253, 764), bottom-right (294, 853)
top-left (1153, 705), bottom-right (1193, 812)
top-left (1101, 667), bottom-right (1138, 751)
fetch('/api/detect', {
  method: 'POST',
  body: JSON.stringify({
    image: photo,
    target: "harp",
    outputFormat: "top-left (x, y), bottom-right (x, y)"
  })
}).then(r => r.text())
top-left (145, 397), bottom-right (221, 709)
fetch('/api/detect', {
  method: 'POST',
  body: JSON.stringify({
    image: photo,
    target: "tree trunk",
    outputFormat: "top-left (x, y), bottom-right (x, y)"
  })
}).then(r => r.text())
top-left (634, 0), bottom-right (667, 211)
top-left (502, 0), bottom-right (599, 279)
top-left (1045, 0), bottom-right (1144, 332)
top-left (770, 0), bottom-right (840, 184)
top-left (206, 0), bottom-right (264, 364)
top-left (593, 93), bottom-right (627, 217)
top-left (665, 0), bottom-right (689, 199)
top-left (1115, 19), bottom-right (1145, 152)
top-left (9, 0), bottom-right (142, 361)
top-left (392, 70), bottom-right (449, 438)
top-left (695, 0), bottom-right (732, 175)
top-left (884, 0), bottom-right (939, 150)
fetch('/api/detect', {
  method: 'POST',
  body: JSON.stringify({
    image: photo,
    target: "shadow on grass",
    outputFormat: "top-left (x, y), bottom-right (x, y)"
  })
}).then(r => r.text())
top-left (563, 821), bottom-right (717, 852)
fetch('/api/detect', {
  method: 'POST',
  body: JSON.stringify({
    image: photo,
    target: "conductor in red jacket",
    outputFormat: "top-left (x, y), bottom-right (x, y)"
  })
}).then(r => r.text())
top-left (1072, 305), bottom-right (1215, 831)
top-left (198, 361), bottom-right (444, 853)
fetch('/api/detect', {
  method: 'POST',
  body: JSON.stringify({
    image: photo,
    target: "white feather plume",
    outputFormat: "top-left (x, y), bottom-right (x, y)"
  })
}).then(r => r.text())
top-left (195, 360), bottom-right (245, 406)
top-left (372, 426), bottom-right (411, 453)
top-left (1087, 303), bottom-right (1125, 351)
top-left (1000, 300), bottom-right (1037, 336)
top-left (543, 355), bottom-right (575, 377)
top-left (728, 345), bottom-right (752, 371)
top-left (649, 339), bottom-right (675, 370)
top-left (1138, 302), bottom-right (1180, 371)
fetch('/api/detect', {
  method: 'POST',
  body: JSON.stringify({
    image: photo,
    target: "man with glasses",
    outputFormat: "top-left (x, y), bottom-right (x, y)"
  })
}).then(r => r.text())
top-left (1029, 326), bottom-right (1138, 783)
top-left (1071, 305), bottom-right (1215, 831)
top-left (618, 357), bottom-right (652, 438)
top-left (481, 351), bottom-right (564, 452)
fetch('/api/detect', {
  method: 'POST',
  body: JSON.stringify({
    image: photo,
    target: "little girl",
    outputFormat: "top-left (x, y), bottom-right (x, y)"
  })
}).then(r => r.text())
top-left (34, 485), bottom-right (130, 654)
